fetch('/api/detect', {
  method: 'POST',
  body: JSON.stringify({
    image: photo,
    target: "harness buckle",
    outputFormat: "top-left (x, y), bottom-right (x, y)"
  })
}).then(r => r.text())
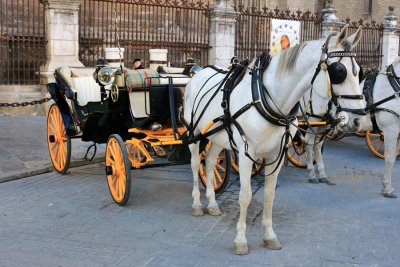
top-left (221, 100), bottom-right (227, 109)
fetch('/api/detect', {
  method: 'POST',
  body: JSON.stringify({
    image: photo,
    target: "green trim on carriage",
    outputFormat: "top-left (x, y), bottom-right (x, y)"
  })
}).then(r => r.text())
top-left (125, 69), bottom-right (160, 91)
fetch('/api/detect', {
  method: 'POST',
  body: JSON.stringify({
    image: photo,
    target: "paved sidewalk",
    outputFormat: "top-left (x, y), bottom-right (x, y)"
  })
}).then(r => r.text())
top-left (0, 115), bottom-right (105, 183)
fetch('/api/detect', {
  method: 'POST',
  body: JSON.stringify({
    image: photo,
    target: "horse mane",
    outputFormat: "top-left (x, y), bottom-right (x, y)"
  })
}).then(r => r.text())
top-left (276, 42), bottom-right (308, 77)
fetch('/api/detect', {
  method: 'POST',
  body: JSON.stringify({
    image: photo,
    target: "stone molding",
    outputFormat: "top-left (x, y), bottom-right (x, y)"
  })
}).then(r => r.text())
top-left (381, 6), bottom-right (400, 67)
top-left (208, 0), bottom-right (238, 67)
top-left (321, 0), bottom-right (345, 37)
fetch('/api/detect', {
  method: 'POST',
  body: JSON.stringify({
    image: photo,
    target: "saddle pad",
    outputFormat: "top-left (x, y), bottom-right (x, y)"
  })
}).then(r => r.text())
top-left (125, 69), bottom-right (160, 91)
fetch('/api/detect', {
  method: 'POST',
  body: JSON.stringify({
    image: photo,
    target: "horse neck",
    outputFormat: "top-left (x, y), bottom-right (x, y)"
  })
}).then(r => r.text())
top-left (264, 41), bottom-right (322, 115)
top-left (393, 58), bottom-right (400, 75)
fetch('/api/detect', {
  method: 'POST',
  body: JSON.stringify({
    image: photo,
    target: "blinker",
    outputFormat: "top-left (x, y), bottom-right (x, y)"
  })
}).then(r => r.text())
top-left (328, 62), bottom-right (347, 84)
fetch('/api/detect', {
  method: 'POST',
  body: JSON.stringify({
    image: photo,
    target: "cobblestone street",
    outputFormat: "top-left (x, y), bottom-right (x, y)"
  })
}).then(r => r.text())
top-left (0, 136), bottom-right (399, 266)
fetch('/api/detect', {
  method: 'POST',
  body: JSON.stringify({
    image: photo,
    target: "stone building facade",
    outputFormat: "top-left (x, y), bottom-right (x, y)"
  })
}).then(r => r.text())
top-left (1, 0), bottom-right (399, 115)
top-left (229, 0), bottom-right (400, 23)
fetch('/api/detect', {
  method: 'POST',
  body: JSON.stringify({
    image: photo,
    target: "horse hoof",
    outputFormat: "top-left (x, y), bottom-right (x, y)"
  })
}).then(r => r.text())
top-left (192, 206), bottom-right (204, 216)
top-left (233, 243), bottom-right (249, 255)
top-left (207, 206), bottom-right (222, 216)
top-left (318, 178), bottom-right (336, 185)
top-left (264, 239), bottom-right (282, 250)
top-left (383, 192), bottom-right (398, 199)
top-left (308, 178), bottom-right (319, 184)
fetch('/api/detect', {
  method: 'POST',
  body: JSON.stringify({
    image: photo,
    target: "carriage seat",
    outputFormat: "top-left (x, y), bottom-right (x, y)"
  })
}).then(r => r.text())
top-left (58, 67), bottom-right (101, 106)
top-left (158, 66), bottom-right (184, 74)
top-left (158, 74), bottom-right (191, 85)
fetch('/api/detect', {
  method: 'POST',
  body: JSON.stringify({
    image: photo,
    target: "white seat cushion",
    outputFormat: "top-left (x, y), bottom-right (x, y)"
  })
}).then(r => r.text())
top-left (71, 77), bottom-right (101, 106)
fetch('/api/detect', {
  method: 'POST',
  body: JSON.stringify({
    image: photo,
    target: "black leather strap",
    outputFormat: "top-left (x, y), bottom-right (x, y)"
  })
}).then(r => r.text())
top-left (386, 64), bottom-right (400, 92)
top-left (251, 52), bottom-right (298, 126)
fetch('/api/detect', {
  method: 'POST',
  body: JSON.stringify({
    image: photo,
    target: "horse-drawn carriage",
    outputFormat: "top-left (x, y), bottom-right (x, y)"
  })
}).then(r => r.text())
top-left (46, 61), bottom-right (230, 205)
top-left (45, 24), bottom-right (373, 254)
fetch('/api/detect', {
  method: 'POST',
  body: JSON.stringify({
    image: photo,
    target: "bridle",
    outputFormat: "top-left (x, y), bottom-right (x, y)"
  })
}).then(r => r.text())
top-left (308, 33), bottom-right (366, 126)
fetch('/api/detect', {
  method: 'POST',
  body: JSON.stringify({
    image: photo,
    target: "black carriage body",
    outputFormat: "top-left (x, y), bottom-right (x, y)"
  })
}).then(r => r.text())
top-left (48, 67), bottom-right (185, 144)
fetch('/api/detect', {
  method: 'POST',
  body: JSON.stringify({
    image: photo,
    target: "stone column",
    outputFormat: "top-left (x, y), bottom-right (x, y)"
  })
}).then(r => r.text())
top-left (39, 0), bottom-right (84, 84)
top-left (208, 0), bottom-right (238, 67)
top-left (381, 6), bottom-right (400, 68)
top-left (321, 0), bottom-right (344, 37)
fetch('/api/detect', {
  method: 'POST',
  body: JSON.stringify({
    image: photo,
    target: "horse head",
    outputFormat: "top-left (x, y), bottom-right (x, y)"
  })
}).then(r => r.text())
top-left (310, 25), bottom-right (366, 132)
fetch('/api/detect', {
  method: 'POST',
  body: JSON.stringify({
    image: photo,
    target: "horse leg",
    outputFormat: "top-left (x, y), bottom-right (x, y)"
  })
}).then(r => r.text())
top-left (204, 143), bottom-right (223, 216)
top-left (382, 131), bottom-right (398, 198)
top-left (305, 133), bottom-right (318, 184)
top-left (189, 142), bottom-right (204, 216)
top-left (262, 158), bottom-right (283, 250)
top-left (314, 139), bottom-right (335, 185)
top-left (233, 154), bottom-right (253, 255)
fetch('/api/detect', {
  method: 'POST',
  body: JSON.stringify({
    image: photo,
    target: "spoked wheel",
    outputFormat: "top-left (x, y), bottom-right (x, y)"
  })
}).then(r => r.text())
top-left (47, 104), bottom-right (71, 174)
top-left (105, 134), bottom-right (131, 206)
top-left (230, 152), bottom-right (265, 177)
top-left (199, 142), bottom-right (231, 194)
top-left (366, 131), bottom-right (385, 159)
top-left (287, 139), bottom-right (308, 168)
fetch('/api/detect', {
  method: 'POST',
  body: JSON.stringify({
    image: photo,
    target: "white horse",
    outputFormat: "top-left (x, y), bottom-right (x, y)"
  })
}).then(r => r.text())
top-left (184, 25), bottom-right (365, 255)
top-left (303, 57), bottom-right (400, 198)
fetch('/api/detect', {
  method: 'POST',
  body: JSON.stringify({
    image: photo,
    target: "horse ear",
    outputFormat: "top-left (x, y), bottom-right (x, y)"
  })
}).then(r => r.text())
top-left (346, 26), bottom-right (363, 48)
top-left (335, 24), bottom-right (349, 47)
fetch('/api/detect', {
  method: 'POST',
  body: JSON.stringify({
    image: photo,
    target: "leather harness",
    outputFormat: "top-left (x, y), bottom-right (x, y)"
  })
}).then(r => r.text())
top-left (363, 64), bottom-right (400, 132)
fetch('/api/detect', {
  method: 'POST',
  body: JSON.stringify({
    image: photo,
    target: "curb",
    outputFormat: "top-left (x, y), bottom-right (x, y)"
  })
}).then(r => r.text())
top-left (0, 157), bottom-right (105, 184)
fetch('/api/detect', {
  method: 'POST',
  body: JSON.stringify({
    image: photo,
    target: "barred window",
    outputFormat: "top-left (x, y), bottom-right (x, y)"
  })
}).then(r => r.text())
top-left (364, 0), bottom-right (372, 15)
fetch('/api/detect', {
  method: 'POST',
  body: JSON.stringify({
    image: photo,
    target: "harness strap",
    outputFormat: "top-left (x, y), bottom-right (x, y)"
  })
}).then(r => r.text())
top-left (375, 107), bottom-right (400, 119)
top-left (363, 65), bottom-right (400, 132)
top-left (386, 64), bottom-right (400, 92)
top-left (244, 125), bottom-right (292, 175)
top-left (251, 52), bottom-right (298, 126)
top-left (188, 68), bottom-right (232, 138)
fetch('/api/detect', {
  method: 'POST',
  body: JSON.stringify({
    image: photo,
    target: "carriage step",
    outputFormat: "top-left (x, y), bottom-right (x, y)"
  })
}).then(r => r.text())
top-left (49, 135), bottom-right (55, 142)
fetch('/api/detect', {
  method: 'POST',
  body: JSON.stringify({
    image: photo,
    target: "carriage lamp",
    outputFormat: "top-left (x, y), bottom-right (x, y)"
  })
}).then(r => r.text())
top-left (97, 67), bottom-right (116, 86)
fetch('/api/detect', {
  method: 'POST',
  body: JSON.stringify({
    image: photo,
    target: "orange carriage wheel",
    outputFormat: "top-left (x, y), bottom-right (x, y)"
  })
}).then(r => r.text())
top-left (366, 131), bottom-right (385, 159)
top-left (47, 104), bottom-right (71, 174)
top-left (105, 134), bottom-right (131, 206)
top-left (199, 142), bottom-right (231, 194)
top-left (287, 139), bottom-right (308, 168)
top-left (230, 152), bottom-right (265, 177)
